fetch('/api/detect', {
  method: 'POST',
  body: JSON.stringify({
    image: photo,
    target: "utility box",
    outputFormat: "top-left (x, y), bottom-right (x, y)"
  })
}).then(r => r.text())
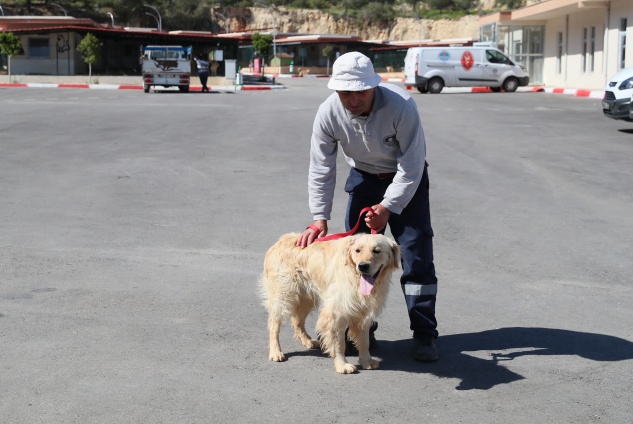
top-left (225, 59), bottom-right (237, 82)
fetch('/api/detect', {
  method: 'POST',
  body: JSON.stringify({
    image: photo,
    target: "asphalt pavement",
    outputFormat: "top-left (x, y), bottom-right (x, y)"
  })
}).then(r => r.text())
top-left (1, 79), bottom-right (632, 423)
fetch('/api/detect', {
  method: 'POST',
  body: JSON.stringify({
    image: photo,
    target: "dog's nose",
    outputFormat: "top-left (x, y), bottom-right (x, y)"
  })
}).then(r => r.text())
top-left (358, 262), bottom-right (370, 273)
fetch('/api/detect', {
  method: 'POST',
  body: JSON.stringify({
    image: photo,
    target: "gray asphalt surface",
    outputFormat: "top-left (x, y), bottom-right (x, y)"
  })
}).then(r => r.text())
top-left (1, 80), bottom-right (632, 423)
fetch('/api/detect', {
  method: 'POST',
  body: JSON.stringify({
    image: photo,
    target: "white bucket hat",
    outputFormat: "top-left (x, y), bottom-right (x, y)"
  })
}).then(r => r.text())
top-left (327, 52), bottom-right (382, 91)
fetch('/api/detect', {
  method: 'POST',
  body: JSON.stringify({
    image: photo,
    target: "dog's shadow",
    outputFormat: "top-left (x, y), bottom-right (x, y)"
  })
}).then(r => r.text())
top-left (371, 327), bottom-right (633, 390)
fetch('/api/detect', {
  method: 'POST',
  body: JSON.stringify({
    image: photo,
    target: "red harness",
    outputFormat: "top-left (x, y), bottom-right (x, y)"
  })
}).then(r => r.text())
top-left (308, 207), bottom-right (377, 242)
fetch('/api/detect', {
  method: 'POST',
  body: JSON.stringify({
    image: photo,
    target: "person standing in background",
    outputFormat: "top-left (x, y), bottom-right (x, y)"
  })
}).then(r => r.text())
top-left (195, 53), bottom-right (210, 92)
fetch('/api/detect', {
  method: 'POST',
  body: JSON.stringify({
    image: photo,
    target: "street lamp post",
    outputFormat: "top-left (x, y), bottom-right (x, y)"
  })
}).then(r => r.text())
top-left (0, 5), bottom-right (4, 16)
top-left (145, 12), bottom-right (160, 30)
top-left (51, 2), bottom-right (68, 16)
top-left (272, 5), bottom-right (277, 74)
top-left (143, 4), bottom-right (162, 31)
top-left (107, 12), bottom-right (115, 27)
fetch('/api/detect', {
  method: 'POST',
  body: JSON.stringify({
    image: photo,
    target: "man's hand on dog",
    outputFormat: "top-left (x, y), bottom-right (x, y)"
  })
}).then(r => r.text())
top-left (297, 220), bottom-right (328, 248)
top-left (365, 204), bottom-right (390, 233)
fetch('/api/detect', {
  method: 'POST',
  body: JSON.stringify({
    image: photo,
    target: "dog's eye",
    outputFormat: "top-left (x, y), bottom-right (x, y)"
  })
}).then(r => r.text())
top-left (373, 248), bottom-right (381, 254)
top-left (355, 248), bottom-right (361, 253)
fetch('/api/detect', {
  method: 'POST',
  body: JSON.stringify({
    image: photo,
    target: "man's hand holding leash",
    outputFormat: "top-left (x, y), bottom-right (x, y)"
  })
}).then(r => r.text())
top-left (297, 220), bottom-right (328, 248)
top-left (365, 204), bottom-right (390, 233)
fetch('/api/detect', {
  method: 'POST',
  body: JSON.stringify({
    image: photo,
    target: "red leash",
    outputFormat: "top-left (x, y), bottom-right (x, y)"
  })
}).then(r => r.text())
top-left (308, 207), bottom-right (377, 242)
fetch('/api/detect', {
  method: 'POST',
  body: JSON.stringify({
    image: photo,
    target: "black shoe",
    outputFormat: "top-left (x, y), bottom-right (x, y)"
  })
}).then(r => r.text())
top-left (413, 331), bottom-right (438, 362)
top-left (345, 322), bottom-right (378, 356)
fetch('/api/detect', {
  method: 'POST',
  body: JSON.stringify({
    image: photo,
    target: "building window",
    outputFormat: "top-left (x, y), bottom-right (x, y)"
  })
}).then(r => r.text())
top-left (28, 38), bottom-right (50, 59)
top-left (620, 18), bottom-right (627, 69)
top-left (582, 28), bottom-right (588, 73)
top-left (557, 32), bottom-right (563, 74)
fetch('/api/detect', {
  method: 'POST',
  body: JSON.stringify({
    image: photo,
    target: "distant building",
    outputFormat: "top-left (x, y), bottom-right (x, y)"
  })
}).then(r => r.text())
top-left (0, 16), bottom-right (238, 76)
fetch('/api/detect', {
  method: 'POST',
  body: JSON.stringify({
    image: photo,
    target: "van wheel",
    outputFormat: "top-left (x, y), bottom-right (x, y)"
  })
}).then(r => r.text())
top-left (490, 87), bottom-right (502, 93)
top-left (428, 77), bottom-right (444, 94)
top-left (416, 86), bottom-right (428, 94)
top-left (502, 77), bottom-right (519, 92)
top-left (143, 84), bottom-right (150, 93)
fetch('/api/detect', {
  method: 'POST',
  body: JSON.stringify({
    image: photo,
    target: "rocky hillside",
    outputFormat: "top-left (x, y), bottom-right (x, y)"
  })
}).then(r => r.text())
top-left (225, 7), bottom-right (481, 41)
top-left (221, 1), bottom-right (543, 41)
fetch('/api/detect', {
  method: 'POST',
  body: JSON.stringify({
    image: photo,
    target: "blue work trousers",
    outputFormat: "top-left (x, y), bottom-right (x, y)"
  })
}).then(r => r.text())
top-left (344, 165), bottom-right (438, 337)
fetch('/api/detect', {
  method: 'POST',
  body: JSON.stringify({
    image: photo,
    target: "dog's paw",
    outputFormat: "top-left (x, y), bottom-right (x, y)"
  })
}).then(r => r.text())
top-left (359, 357), bottom-right (380, 370)
top-left (307, 338), bottom-right (320, 349)
top-left (335, 363), bottom-right (357, 374)
top-left (268, 351), bottom-right (287, 362)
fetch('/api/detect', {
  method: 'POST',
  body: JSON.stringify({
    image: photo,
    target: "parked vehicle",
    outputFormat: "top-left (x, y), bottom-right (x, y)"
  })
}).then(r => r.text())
top-left (404, 46), bottom-right (529, 94)
top-left (141, 45), bottom-right (192, 93)
top-left (602, 67), bottom-right (633, 121)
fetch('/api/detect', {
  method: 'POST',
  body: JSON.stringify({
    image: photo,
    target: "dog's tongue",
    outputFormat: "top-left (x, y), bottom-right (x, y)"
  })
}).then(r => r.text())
top-left (359, 274), bottom-right (375, 296)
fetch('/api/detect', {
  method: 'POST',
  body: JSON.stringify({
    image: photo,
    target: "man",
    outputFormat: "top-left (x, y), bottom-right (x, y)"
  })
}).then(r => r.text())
top-left (194, 53), bottom-right (210, 92)
top-left (296, 52), bottom-right (439, 362)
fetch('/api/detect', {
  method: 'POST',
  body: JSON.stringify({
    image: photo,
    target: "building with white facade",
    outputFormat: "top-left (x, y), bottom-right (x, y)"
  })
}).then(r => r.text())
top-left (480, 0), bottom-right (632, 90)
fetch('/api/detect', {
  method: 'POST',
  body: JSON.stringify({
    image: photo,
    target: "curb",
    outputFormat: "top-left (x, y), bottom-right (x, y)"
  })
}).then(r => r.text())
top-left (0, 83), bottom-right (286, 92)
top-left (1, 79), bottom-right (605, 98)
top-left (542, 87), bottom-right (605, 98)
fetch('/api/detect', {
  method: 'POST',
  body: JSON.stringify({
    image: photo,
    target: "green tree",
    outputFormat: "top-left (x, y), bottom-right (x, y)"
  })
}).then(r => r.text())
top-left (359, 2), bottom-right (396, 22)
top-left (0, 32), bottom-right (23, 83)
top-left (252, 32), bottom-right (273, 60)
top-left (76, 33), bottom-right (103, 84)
top-left (494, 0), bottom-right (526, 9)
top-left (422, 0), bottom-right (455, 10)
top-left (453, 0), bottom-right (477, 11)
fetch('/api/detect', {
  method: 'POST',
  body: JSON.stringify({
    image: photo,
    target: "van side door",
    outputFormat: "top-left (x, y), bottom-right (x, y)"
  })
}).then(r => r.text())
top-left (454, 49), bottom-right (483, 87)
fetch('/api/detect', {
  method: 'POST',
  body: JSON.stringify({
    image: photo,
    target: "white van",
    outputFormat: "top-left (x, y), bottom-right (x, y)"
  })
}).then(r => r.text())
top-left (602, 66), bottom-right (633, 121)
top-left (404, 46), bottom-right (530, 93)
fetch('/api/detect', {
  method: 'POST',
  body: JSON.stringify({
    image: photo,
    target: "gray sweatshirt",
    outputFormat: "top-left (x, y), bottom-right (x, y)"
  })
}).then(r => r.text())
top-left (309, 83), bottom-right (427, 220)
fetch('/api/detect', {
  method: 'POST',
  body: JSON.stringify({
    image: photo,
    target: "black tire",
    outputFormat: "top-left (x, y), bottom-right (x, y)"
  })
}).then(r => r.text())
top-left (490, 87), bottom-right (502, 93)
top-left (502, 77), bottom-right (519, 93)
top-left (143, 84), bottom-right (150, 93)
top-left (427, 77), bottom-right (444, 94)
top-left (178, 85), bottom-right (190, 93)
top-left (416, 85), bottom-right (428, 94)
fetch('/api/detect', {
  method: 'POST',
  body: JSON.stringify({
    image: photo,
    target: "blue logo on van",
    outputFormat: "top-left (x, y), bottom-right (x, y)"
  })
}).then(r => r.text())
top-left (438, 51), bottom-right (450, 61)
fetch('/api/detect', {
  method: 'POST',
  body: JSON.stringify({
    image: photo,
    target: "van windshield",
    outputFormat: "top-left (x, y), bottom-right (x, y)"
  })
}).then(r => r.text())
top-left (486, 50), bottom-right (514, 65)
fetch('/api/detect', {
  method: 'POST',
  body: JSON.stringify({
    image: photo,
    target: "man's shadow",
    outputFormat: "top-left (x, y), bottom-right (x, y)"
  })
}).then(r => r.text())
top-left (374, 327), bottom-right (633, 390)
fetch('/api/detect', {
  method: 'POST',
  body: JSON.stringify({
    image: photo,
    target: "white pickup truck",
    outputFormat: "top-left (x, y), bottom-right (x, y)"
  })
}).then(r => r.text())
top-left (141, 45), bottom-right (192, 93)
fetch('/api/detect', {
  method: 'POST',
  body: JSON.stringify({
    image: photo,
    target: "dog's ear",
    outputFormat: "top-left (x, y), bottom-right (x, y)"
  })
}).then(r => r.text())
top-left (390, 240), bottom-right (401, 269)
top-left (344, 236), bottom-right (357, 267)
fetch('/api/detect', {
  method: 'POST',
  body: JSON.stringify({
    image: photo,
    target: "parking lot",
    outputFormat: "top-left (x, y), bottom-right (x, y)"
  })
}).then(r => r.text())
top-left (1, 79), bottom-right (632, 423)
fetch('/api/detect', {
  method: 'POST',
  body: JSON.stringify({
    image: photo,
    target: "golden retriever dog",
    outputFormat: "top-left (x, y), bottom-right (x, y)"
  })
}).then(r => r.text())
top-left (260, 233), bottom-right (400, 374)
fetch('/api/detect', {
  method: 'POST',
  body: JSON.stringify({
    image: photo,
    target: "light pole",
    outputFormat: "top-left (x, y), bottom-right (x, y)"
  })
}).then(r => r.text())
top-left (0, 5), bottom-right (4, 16)
top-left (145, 12), bottom-right (160, 30)
top-left (51, 2), bottom-right (68, 16)
top-left (143, 4), bottom-right (162, 31)
top-left (107, 12), bottom-right (114, 27)
top-left (272, 4), bottom-right (277, 74)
